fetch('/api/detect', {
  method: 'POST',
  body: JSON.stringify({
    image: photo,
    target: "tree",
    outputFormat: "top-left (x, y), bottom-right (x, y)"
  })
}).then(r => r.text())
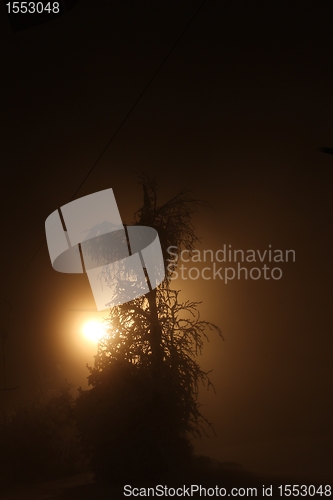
top-left (75, 175), bottom-right (222, 483)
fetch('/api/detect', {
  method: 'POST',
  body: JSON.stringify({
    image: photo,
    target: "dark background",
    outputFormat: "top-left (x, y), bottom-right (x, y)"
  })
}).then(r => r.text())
top-left (0, 0), bottom-right (332, 481)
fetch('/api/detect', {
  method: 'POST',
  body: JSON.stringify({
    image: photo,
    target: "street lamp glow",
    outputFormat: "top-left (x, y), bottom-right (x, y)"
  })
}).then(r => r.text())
top-left (82, 320), bottom-right (107, 343)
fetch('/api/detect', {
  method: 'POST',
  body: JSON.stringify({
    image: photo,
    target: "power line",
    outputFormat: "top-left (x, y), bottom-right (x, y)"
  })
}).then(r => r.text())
top-left (71, 0), bottom-right (208, 202)
top-left (5, 0), bottom-right (207, 300)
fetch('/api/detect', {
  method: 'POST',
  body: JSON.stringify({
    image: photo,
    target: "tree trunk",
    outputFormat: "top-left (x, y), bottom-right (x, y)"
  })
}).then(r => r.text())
top-left (146, 288), bottom-right (163, 367)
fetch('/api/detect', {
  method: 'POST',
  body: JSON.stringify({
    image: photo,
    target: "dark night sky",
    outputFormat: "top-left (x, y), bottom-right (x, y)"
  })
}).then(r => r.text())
top-left (0, 0), bottom-right (332, 481)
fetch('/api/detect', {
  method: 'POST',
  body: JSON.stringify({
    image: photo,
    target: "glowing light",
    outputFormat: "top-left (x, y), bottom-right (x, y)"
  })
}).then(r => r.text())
top-left (82, 320), bottom-right (107, 343)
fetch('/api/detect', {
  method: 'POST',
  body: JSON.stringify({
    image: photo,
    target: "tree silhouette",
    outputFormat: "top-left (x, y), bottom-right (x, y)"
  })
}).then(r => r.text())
top-left (75, 175), bottom-right (222, 484)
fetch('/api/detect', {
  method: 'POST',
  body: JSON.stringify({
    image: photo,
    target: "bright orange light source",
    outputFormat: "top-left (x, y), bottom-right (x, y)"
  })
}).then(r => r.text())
top-left (82, 320), bottom-right (107, 343)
